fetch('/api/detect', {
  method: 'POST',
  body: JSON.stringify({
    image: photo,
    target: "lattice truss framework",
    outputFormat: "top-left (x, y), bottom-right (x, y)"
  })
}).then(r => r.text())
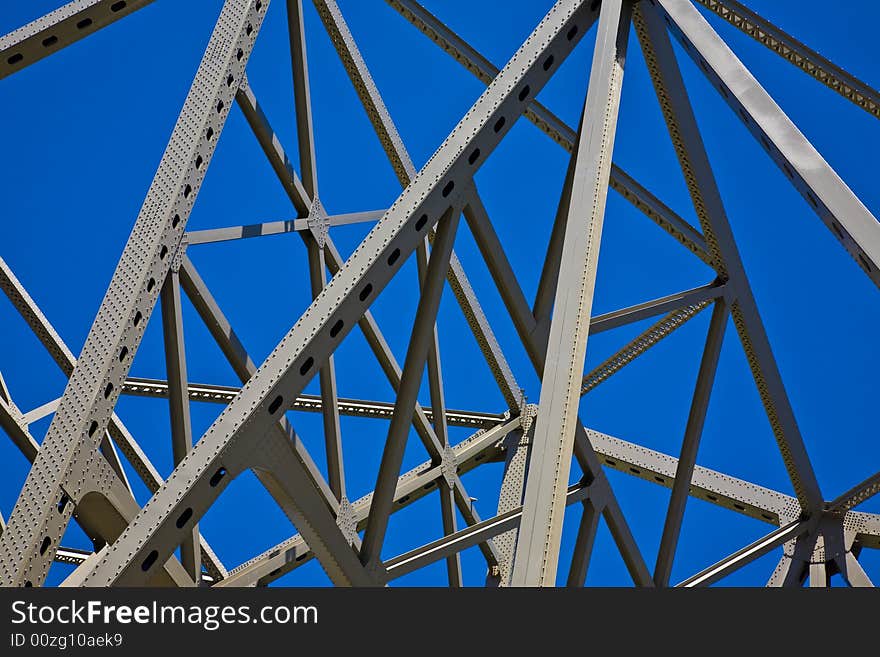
top-left (0, 0), bottom-right (878, 587)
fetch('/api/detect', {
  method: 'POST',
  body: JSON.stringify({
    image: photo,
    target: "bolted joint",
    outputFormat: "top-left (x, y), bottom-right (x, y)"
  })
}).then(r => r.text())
top-left (306, 196), bottom-right (330, 249)
top-left (811, 516), bottom-right (848, 564)
top-left (441, 444), bottom-right (458, 489)
top-left (335, 496), bottom-right (357, 547)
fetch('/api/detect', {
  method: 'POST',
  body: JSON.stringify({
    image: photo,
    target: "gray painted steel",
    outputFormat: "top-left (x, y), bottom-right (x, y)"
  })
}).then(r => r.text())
top-left (0, 0), bottom-right (877, 588)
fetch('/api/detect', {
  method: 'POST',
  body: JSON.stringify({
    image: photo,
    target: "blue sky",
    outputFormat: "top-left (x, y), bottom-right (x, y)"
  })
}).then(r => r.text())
top-left (1, 0), bottom-right (878, 586)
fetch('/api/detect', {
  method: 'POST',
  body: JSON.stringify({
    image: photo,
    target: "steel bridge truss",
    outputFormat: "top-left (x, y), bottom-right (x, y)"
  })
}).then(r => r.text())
top-left (0, 0), bottom-right (878, 587)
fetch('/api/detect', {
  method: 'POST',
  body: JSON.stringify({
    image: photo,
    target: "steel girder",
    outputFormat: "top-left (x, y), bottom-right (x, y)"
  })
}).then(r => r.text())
top-left (510, 0), bottom-right (633, 587)
top-left (0, 0), bottom-right (877, 589)
top-left (691, 0), bottom-right (880, 120)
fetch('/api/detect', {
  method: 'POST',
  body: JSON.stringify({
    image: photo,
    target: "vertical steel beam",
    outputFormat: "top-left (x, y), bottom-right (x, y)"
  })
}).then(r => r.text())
top-left (235, 75), bottom-right (488, 554)
top-left (44, 0), bottom-right (631, 587)
top-left (436, 481), bottom-right (462, 586)
top-left (636, 2), bottom-right (824, 512)
top-left (359, 207), bottom-right (461, 573)
top-left (653, 299), bottom-right (727, 586)
top-left (288, 0), bottom-right (346, 502)
top-left (511, 0), bottom-right (633, 587)
top-left (305, 240), bottom-right (347, 501)
top-left (159, 268), bottom-right (201, 584)
top-left (765, 531), bottom-right (814, 587)
top-left (808, 562), bottom-right (829, 587)
top-left (428, 13), bottom-right (650, 588)
top-left (465, 175), bottom-right (657, 583)
top-left (287, 0), bottom-right (318, 198)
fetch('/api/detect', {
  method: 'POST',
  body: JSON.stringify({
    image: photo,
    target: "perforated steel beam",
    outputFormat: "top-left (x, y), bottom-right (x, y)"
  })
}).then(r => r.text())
top-left (692, 0), bottom-right (880, 120)
top-left (0, 0), bottom-right (155, 79)
top-left (431, 9), bottom-right (652, 588)
top-left (830, 472), bottom-right (880, 514)
top-left (159, 269), bottom-right (201, 583)
top-left (284, 0), bottom-right (348, 505)
top-left (386, 0), bottom-right (711, 265)
top-left (566, 498), bottom-right (602, 587)
top-left (233, 67), bottom-right (498, 563)
top-left (313, 0), bottom-right (522, 412)
top-left (582, 300), bottom-right (712, 396)
top-left (486, 407), bottom-right (535, 587)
